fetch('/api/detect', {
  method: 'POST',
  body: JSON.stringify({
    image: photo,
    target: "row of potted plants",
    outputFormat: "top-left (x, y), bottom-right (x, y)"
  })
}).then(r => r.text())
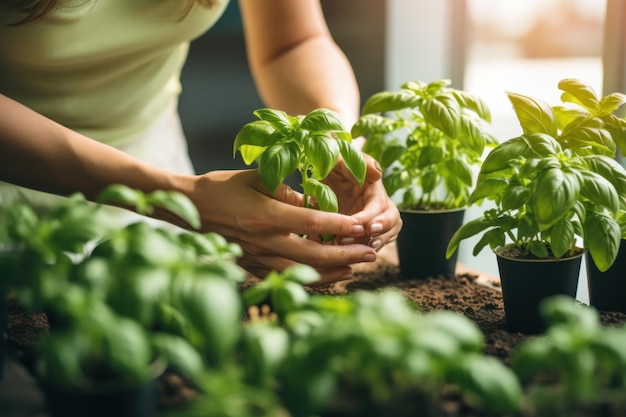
top-left (3, 189), bottom-right (626, 416)
top-left (352, 77), bottom-right (626, 333)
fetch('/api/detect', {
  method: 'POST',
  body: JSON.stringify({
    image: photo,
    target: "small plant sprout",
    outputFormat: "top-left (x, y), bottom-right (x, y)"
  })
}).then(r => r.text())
top-left (233, 108), bottom-right (367, 240)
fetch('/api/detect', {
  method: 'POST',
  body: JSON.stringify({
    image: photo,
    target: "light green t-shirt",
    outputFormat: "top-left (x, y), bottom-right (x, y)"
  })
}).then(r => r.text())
top-left (0, 0), bottom-right (229, 147)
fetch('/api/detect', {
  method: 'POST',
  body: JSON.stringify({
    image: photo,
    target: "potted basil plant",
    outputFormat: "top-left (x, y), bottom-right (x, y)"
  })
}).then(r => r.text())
top-left (446, 80), bottom-right (626, 333)
top-left (233, 107), bottom-right (366, 242)
top-left (352, 79), bottom-right (497, 279)
top-left (548, 78), bottom-right (626, 314)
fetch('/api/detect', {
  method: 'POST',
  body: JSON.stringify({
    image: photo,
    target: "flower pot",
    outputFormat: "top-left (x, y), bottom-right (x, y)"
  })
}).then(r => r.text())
top-left (40, 376), bottom-right (159, 417)
top-left (585, 239), bottom-right (626, 314)
top-left (396, 208), bottom-right (465, 279)
top-left (0, 243), bottom-right (21, 380)
top-left (0, 290), bottom-right (5, 379)
top-left (39, 360), bottom-right (165, 417)
top-left (496, 246), bottom-right (583, 334)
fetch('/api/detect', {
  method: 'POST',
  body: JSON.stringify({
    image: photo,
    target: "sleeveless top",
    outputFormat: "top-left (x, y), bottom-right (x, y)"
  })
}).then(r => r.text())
top-left (0, 0), bottom-right (229, 212)
top-left (0, 0), bottom-right (229, 147)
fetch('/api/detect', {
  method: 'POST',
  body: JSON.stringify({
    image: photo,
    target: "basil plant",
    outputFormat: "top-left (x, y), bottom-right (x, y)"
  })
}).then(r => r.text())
top-left (352, 79), bottom-right (497, 210)
top-left (447, 79), bottom-right (626, 272)
top-left (234, 108), bottom-right (366, 221)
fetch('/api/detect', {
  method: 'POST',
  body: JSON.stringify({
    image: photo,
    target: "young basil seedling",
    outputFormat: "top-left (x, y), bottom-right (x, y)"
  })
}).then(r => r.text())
top-left (233, 108), bottom-right (367, 242)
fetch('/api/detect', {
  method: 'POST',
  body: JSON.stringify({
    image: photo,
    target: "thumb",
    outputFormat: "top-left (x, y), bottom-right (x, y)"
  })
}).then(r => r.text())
top-left (362, 153), bottom-right (382, 184)
top-left (273, 183), bottom-right (305, 207)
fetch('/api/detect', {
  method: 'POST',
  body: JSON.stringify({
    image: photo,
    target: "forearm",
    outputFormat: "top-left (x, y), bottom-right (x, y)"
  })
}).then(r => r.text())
top-left (0, 94), bottom-right (193, 202)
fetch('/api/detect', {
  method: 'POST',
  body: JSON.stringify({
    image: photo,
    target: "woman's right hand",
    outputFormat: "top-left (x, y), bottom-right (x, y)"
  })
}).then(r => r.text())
top-left (187, 169), bottom-right (378, 285)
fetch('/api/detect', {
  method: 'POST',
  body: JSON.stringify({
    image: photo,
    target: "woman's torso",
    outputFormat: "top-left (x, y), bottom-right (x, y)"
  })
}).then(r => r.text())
top-left (0, 0), bottom-right (229, 147)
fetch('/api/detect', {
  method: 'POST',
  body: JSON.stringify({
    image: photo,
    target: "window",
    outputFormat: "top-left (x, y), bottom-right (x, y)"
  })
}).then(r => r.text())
top-left (464, 0), bottom-right (606, 142)
top-left (460, 0), bottom-right (607, 298)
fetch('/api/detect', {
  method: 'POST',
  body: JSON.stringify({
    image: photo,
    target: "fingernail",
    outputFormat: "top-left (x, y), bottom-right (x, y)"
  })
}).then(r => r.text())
top-left (340, 237), bottom-right (355, 244)
top-left (374, 160), bottom-right (382, 173)
top-left (351, 224), bottom-right (365, 235)
top-left (369, 238), bottom-right (382, 250)
top-left (370, 222), bottom-right (383, 234)
top-left (361, 253), bottom-right (376, 262)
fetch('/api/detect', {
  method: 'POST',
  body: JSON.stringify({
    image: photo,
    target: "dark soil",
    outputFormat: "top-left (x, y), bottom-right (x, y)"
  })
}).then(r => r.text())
top-left (319, 260), bottom-right (625, 365)
top-left (498, 245), bottom-right (585, 261)
top-left (5, 246), bottom-right (626, 416)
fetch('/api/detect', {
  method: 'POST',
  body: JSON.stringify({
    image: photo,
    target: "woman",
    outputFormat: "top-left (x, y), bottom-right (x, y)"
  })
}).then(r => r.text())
top-left (0, 0), bottom-right (401, 284)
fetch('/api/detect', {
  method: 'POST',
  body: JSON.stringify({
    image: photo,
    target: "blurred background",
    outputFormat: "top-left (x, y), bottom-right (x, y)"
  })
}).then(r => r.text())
top-left (178, 0), bottom-right (624, 301)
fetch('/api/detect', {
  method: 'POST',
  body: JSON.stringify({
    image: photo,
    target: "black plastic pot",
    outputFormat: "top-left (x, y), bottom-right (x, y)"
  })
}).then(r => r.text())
top-left (585, 239), bottom-right (626, 314)
top-left (396, 208), bottom-right (465, 279)
top-left (0, 243), bottom-right (21, 380)
top-left (40, 370), bottom-right (161, 417)
top-left (0, 288), bottom-right (6, 379)
top-left (496, 246), bottom-right (583, 334)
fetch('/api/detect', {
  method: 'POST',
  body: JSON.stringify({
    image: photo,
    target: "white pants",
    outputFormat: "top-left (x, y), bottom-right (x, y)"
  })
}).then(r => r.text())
top-left (0, 103), bottom-right (195, 227)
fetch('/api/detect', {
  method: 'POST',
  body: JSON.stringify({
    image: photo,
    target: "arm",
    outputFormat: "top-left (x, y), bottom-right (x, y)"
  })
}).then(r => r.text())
top-left (238, 0), bottom-right (402, 249)
top-left (0, 93), bottom-right (375, 284)
top-left (0, 94), bottom-right (185, 201)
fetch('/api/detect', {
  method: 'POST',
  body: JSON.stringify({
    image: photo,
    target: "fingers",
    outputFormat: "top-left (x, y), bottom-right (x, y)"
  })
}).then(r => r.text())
top-left (251, 189), bottom-right (370, 239)
top-left (192, 170), bottom-right (376, 283)
top-left (273, 182), bottom-right (305, 207)
top-left (348, 180), bottom-right (402, 251)
top-left (235, 232), bottom-right (376, 269)
top-left (319, 154), bottom-right (401, 252)
top-left (234, 237), bottom-right (360, 286)
top-left (362, 153), bottom-right (383, 184)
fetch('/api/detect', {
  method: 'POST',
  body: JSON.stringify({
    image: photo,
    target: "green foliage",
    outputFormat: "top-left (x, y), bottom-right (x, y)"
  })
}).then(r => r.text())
top-left (242, 264), bottom-right (318, 320)
top-left (8, 181), bottom-right (626, 415)
top-left (233, 108), bottom-right (366, 219)
top-left (97, 184), bottom-right (201, 229)
top-left (353, 79), bottom-right (497, 209)
top-left (1, 185), bottom-right (246, 388)
top-left (512, 296), bottom-right (626, 416)
top-left (166, 366), bottom-right (286, 417)
top-left (237, 270), bottom-right (523, 417)
top-left (447, 79), bottom-right (626, 271)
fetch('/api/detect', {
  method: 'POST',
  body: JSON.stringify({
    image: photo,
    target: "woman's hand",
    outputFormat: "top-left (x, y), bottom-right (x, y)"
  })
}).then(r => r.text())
top-left (322, 153), bottom-right (402, 251)
top-left (189, 169), bottom-right (377, 285)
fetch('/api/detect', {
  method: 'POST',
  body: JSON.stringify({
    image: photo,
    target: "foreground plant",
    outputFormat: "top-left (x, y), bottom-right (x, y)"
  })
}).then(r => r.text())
top-left (233, 108), bottom-right (366, 240)
top-left (352, 79), bottom-right (496, 209)
top-left (238, 267), bottom-right (523, 417)
top-left (513, 296), bottom-right (626, 416)
top-left (2, 185), bottom-right (246, 392)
